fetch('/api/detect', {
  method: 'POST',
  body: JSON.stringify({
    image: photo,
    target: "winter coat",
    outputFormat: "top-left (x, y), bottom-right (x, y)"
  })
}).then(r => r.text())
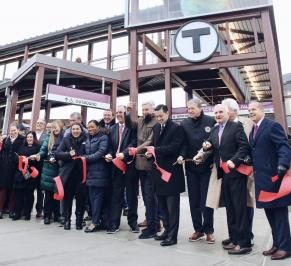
top-left (85, 132), bottom-right (109, 187)
top-left (0, 135), bottom-right (25, 189)
top-left (13, 144), bottom-right (41, 189)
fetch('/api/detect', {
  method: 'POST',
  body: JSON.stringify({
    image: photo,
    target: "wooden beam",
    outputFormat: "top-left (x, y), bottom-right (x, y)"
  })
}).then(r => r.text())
top-left (107, 24), bottom-right (112, 70)
top-left (23, 45), bottom-right (29, 65)
top-left (9, 88), bottom-right (19, 125)
top-left (111, 82), bottom-right (117, 115)
top-left (45, 101), bottom-right (51, 122)
top-left (81, 106), bottom-right (88, 124)
top-left (165, 68), bottom-right (172, 115)
top-left (30, 66), bottom-right (45, 130)
top-left (18, 104), bottom-right (25, 124)
top-left (63, 35), bottom-right (68, 60)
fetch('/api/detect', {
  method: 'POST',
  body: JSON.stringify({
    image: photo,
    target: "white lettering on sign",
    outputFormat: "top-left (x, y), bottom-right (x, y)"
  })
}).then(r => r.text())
top-left (174, 21), bottom-right (219, 62)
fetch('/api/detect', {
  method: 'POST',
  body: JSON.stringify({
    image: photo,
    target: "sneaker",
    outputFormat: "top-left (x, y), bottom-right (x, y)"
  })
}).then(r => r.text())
top-left (138, 229), bottom-right (156, 239)
top-left (130, 224), bottom-right (140, 233)
top-left (206, 234), bottom-right (215, 244)
top-left (106, 226), bottom-right (120, 234)
top-left (188, 232), bottom-right (205, 242)
top-left (221, 238), bottom-right (231, 246)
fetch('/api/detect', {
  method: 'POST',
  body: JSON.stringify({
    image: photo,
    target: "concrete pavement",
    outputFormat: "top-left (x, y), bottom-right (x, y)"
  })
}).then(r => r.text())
top-left (0, 194), bottom-right (290, 266)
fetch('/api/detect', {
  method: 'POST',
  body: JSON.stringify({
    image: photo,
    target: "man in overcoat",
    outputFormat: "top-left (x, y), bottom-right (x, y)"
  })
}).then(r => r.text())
top-left (248, 101), bottom-right (291, 260)
top-left (147, 104), bottom-right (185, 246)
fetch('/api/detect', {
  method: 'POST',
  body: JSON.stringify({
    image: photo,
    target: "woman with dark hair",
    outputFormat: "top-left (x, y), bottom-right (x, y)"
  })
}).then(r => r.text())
top-left (83, 120), bottom-right (109, 232)
top-left (34, 120), bottom-right (64, 224)
top-left (0, 123), bottom-right (25, 219)
top-left (13, 131), bottom-right (41, 220)
top-left (55, 123), bottom-right (87, 230)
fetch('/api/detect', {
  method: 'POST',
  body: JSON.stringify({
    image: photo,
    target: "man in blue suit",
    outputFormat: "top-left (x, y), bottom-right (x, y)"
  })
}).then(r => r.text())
top-left (248, 101), bottom-right (291, 260)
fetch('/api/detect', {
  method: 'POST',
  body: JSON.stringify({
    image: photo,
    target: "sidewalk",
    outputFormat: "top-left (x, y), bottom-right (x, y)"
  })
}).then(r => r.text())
top-left (0, 194), bottom-right (290, 266)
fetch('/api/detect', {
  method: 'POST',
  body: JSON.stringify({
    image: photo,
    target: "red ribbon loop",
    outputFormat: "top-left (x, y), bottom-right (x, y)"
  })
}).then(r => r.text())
top-left (146, 146), bottom-right (172, 183)
top-left (53, 176), bottom-right (64, 200)
top-left (112, 158), bottom-right (126, 174)
top-left (18, 155), bottom-right (39, 178)
top-left (220, 162), bottom-right (253, 176)
top-left (258, 174), bottom-right (291, 202)
top-left (127, 147), bottom-right (137, 165)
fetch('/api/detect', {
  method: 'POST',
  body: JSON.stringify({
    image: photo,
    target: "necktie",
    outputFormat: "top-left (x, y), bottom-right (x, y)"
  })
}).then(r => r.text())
top-left (218, 125), bottom-right (224, 145)
top-left (160, 124), bottom-right (164, 135)
top-left (117, 124), bottom-right (124, 153)
top-left (253, 124), bottom-right (259, 139)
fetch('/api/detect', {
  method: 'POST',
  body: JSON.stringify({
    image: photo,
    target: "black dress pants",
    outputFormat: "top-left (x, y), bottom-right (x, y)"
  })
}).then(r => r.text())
top-left (109, 168), bottom-right (138, 228)
top-left (14, 188), bottom-right (34, 217)
top-left (158, 194), bottom-right (180, 241)
top-left (222, 173), bottom-right (251, 247)
top-left (44, 190), bottom-right (60, 219)
top-left (63, 177), bottom-right (86, 220)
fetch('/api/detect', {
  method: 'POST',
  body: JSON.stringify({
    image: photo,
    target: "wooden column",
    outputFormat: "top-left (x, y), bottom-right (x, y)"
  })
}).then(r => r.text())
top-left (88, 42), bottom-right (93, 65)
top-left (23, 45), bottom-right (29, 65)
top-left (111, 82), bottom-right (118, 115)
top-left (107, 24), bottom-right (112, 70)
top-left (0, 109), bottom-right (4, 130)
top-left (2, 87), bottom-right (11, 134)
top-left (63, 35), bottom-right (68, 60)
top-left (18, 104), bottom-right (25, 124)
top-left (165, 68), bottom-right (172, 115)
top-left (9, 88), bottom-right (19, 125)
top-left (30, 67), bottom-right (45, 130)
top-left (261, 11), bottom-right (287, 129)
top-left (81, 106), bottom-right (88, 125)
top-left (45, 101), bottom-right (51, 123)
top-left (129, 29), bottom-right (138, 121)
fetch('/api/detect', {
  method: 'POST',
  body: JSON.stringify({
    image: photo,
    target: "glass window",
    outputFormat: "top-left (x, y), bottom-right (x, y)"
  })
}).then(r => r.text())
top-left (92, 40), bottom-right (107, 60)
top-left (112, 36), bottom-right (128, 56)
top-left (4, 61), bottom-right (19, 79)
top-left (55, 50), bottom-right (64, 59)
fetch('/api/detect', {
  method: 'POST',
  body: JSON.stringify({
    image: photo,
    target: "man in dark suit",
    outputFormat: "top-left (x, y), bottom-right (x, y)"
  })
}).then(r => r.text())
top-left (248, 101), bottom-right (291, 260)
top-left (178, 99), bottom-right (216, 244)
top-left (104, 105), bottom-right (138, 234)
top-left (201, 104), bottom-right (251, 255)
top-left (147, 104), bottom-right (185, 246)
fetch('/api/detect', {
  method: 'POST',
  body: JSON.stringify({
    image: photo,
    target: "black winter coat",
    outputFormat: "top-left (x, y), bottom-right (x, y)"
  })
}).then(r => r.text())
top-left (0, 135), bottom-right (25, 189)
top-left (152, 119), bottom-right (185, 196)
top-left (55, 133), bottom-right (86, 186)
top-left (85, 132), bottom-right (109, 187)
top-left (14, 144), bottom-right (41, 189)
top-left (180, 112), bottom-right (216, 172)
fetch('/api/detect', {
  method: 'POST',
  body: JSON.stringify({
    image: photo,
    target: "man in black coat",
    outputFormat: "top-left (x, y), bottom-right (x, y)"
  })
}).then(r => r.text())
top-left (104, 105), bottom-right (138, 233)
top-left (147, 104), bottom-right (185, 246)
top-left (178, 99), bottom-right (216, 244)
top-left (201, 104), bottom-right (251, 255)
top-left (248, 101), bottom-right (291, 260)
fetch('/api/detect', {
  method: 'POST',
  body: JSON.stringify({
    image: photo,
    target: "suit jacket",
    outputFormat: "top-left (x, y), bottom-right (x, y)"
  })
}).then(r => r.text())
top-left (208, 120), bottom-right (250, 179)
top-left (108, 122), bottom-right (137, 162)
top-left (151, 119), bottom-right (185, 196)
top-left (249, 118), bottom-right (291, 208)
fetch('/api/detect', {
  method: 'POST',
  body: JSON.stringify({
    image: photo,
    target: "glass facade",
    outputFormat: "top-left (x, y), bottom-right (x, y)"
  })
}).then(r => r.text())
top-left (125, 0), bottom-right (272, 27)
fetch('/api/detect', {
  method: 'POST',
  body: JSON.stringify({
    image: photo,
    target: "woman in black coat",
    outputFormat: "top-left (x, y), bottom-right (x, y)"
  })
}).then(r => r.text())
top-left (83, 120), bottom-right (109, 233)
top-left (13, 131), bottom-right (40, 221)
top-left (0, 123), bottom-right (25, 219)
top-left (55, 123), bottom-right (87, 230)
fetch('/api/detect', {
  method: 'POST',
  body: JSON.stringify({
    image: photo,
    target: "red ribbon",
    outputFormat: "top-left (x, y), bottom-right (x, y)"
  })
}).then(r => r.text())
top-left (112, 158), bottom-right (126, 174)
top-left (53, 176), bottom-right (64, 200)
top-left (220, 162), bottom-right (253, 176)
top-left (72, 156), bottom-right (87, 184)
top-left (0, 142), bottom-right (3, 152)
top-left (127, 147), bottom-right (137, 164)
top-left (18, 155), bottom-right (39, 179)
top-left (258, 174), bottom-right (291, 202)
top-left (146, 146), bottom-right (172, 183)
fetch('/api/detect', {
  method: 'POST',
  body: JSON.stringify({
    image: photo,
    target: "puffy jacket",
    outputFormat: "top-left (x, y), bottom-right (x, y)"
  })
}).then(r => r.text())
top-left (85, 132), bottom-right (109, 187)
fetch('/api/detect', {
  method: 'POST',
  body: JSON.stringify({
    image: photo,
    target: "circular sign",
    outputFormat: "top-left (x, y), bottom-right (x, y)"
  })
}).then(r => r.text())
top-left (174, 21), bottom-right (219, 63)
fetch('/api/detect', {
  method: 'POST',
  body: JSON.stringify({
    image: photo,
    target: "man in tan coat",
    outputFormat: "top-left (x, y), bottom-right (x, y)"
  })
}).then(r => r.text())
top-left (128, 101), bottom-right (159, 239)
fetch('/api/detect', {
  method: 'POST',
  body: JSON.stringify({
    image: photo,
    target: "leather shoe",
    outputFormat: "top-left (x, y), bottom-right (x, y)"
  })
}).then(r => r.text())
top-left (271, 250), bottom-right (291, 260)
top-left (84, 225), bottom-right (99, 233)
top-left (221, 238), bottom-right (231, 246)
top-left (0, 211), bottom-right (3, 219)
top-left (160, 238), bottom-right (177, 247)
top-left (206, 234), bottom-right (215, 244)
top-left (154, 232), bottom-right (168, 241)
top-left (64, 221), bottom-right (71, 230)
top-left (189, 232), bottom-right (204, 242)
top-left (223, 242), bottom-right (236, 250)
top-left (228, 245), bottom-right (252, 255)
top-left (12, 214), bottom-right (21, 221)
top-left (138, 229), bottom-right (156, 239)
top-left (44, 217), bottom-right (51, 225)
top-left (138, 219), bottom-right (148, 227)
top-left (263, 246), bottom-right (278, 256)
top-left (130, 224), bottom-right (140, 233)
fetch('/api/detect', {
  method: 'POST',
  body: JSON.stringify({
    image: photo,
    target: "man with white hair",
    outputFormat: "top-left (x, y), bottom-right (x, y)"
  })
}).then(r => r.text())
top-left (64, 112), bottom-right (87, 137)
top-left (221, 98), bottom-right (255, 246)
top-left (199, 104), bottom-right (252, 255)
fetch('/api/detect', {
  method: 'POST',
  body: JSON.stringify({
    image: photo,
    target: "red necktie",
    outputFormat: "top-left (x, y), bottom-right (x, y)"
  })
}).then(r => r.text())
top-left (117, 124), bottom-right (124, 153)
top-left (253, 125), bottom-right (259, 139)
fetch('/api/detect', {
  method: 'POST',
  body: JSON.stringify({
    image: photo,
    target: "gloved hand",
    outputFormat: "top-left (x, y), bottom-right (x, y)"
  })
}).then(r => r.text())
top-left (277, 165), bottom-right (287, 179)
top-left (243, 155), bottom-right (252, 166)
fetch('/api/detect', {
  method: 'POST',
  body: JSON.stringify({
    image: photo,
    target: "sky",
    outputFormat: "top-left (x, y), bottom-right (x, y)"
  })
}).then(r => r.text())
top-left (0, 0), bottom-right (290, 121)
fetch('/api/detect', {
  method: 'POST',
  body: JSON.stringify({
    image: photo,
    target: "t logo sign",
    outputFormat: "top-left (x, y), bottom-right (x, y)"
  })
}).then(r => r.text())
top-left (175, 21), bottom-right (219, 62)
